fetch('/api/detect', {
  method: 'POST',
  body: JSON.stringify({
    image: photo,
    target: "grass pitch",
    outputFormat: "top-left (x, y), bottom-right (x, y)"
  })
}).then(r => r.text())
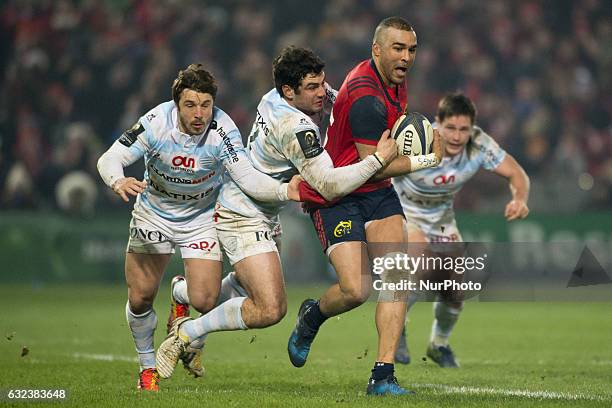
top-left (0, 283), bottom-right (611, 407)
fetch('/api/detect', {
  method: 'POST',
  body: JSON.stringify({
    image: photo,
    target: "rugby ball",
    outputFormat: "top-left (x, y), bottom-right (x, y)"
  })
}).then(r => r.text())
top-left (390, 112), bottom-right (434, 156)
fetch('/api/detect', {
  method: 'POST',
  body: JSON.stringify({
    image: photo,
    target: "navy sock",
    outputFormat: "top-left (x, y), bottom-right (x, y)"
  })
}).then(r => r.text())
top-left (303, 300), bottom-right (328, 329)
top-left (371, 362), bottom-right (394, 381)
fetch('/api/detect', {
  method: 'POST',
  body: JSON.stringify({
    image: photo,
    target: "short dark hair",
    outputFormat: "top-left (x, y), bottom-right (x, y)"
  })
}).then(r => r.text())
top-left (272, 46), bottom-right (325, 97)
top-left (374, 16), bottom-right (414, 42)
top-left (437, 92), bottom-right (477, 124)
top-left (172, 64), bottom-right (217, 104)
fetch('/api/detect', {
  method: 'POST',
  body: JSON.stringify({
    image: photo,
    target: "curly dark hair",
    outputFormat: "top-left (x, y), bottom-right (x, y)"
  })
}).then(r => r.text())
top-left (171, 63), bottom-right (218, 104)
top-left (272, 46), bottom-right (325, 97)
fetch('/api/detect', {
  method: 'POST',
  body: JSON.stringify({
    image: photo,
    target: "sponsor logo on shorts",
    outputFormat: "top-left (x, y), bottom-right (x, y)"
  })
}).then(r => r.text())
top-left (255, 231), bottom-right (272, 241)
top-left (130, 227), bottom-right (166, 242)
top-left (333, 220), bottom-right (352, 238)
top-left (429, 233), bottom-right (460, 243)
top-left (185, 239), bottom-right (218, 252)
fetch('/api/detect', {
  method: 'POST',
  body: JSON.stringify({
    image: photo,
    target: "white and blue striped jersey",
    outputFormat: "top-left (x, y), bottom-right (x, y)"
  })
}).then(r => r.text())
top-left (217, 86), bottom-right (336, 219)
top-left (393, 126), bottom-right (506, 225)
top-left (111, 101), bottom-right (246, 223)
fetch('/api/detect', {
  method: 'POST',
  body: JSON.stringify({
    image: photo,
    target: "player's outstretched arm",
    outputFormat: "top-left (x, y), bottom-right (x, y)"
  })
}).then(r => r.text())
top-left (295, 129), bottom-right (397, 202)
top-left (492, 154), bottom-right (530, 221)
top-left (359, 129), bottom-right (444, 180)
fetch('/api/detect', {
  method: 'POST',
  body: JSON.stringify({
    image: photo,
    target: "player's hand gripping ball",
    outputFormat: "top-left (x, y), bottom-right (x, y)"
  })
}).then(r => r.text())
top-left (391, 112), bottom-right (434, 156)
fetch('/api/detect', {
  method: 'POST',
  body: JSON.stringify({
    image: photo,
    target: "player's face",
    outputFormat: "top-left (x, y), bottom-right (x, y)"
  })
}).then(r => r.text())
top-left (177, 89), bottom-right (214, 135)
top-left (439, 115), bottom-right (473, 156)
top-left (374, 28), bottom-right (417, 86)
top-left (290, 72), bottom-right (326, 115)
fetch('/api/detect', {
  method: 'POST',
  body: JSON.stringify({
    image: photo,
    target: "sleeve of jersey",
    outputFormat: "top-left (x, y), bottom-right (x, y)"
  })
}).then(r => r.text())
top-left (96, 121), bottom-right (149, 188)
top-left (221, 128), bottom-right (289, 202)
top-left (279, 126), bottom-right (383, 202)
top-left (349, 95), bottom-right (388, 145)
top-left (474, 129), bottom-right (507, 171)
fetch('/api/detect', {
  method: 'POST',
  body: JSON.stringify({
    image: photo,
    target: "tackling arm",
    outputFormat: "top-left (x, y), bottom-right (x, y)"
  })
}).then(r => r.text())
top-left (297, 150), bottom-right (383, 202)
top-left (224, 157), bottom-right (294, 202)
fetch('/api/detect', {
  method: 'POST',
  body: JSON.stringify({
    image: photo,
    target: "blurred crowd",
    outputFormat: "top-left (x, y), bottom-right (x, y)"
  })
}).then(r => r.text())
top-left (1, 0), bottom-right (610, 215)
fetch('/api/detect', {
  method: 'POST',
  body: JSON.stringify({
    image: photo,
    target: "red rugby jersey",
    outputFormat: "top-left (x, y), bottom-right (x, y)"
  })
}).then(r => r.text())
top-left (299, 59), bottom-right (407, 203)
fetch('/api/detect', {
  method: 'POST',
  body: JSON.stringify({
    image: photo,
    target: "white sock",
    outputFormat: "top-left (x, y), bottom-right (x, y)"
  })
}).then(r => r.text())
top-left (172, 278), bottom-right (190, 304)
top-left (216, 272), bottom-right (248, 305)
top-left (125, 301), bottom-right (157, 371)
top-left (180, 297), bottom-right (248, 343)
top-left (430, 301), bottom-right (462, 346)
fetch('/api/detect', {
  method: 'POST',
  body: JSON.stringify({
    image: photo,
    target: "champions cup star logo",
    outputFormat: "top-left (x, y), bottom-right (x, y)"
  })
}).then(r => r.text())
top-left (295, 129), bottom-right (323, 159)
top-left (304, 131), bottom-right (316, 147)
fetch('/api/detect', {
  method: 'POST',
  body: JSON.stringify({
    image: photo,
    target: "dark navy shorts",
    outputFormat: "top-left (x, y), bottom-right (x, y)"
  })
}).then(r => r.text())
top-left (309, 186), bottom-right (404, 253)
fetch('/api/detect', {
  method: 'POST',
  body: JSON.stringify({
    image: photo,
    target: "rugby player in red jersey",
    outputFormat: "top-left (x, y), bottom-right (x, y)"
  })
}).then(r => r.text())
top-left (288, 17), bottom-right (444, 395)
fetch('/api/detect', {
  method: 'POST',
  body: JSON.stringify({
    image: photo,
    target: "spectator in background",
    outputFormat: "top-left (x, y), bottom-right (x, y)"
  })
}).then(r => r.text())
top-left (0, 0), bottom-right (609, 212)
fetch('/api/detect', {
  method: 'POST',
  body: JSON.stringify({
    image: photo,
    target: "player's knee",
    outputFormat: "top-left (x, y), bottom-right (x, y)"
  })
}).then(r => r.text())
top-left (128, 296), bottom-right (153, 314)
top-left (259, 298), bottom-right (287, 326)
top-left (190, 295), bottom-right (217, 314)
top-left (340, 284), bottom-right (371, 307)
top-left (128, 290), bottom-right (155, 313)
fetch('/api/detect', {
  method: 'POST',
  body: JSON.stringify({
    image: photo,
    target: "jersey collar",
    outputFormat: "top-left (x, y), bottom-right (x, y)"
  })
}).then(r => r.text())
top-left (369, 59), bottom-right (402, 113)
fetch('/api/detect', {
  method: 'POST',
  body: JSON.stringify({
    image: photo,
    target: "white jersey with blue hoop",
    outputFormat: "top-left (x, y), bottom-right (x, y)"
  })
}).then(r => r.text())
top-left (113, 101), bottom-right (245, 223)
top-left (393, 125), bottom-right (506, 227)
top-left (217, 86), bottom-right (336, 219)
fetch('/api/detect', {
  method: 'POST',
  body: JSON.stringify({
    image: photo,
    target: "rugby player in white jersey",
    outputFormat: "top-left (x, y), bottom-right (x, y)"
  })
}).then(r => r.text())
top-left (97, 64), bottom-right (302, 391)
top-left (392, 93), bottom-right (530, 367)
top-left (155, 46), bottom-right (399, 379)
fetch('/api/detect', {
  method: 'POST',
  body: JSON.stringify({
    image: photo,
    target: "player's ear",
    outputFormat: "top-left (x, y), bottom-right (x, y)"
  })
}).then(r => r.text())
top-left (372, 42), bottom-right (381, 57)
top-left (281, 84), bottom-right (295, 101)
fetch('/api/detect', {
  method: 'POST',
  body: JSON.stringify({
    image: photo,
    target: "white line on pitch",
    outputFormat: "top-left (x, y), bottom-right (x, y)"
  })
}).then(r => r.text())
top-left (412, 383), bottom-right (609, 401)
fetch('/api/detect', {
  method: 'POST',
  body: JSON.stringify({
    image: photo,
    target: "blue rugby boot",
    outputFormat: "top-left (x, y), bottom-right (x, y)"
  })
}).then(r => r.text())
top-left (366, 375), bottom-right (412, 396)
top-left (288, 299), bottom-right (319, 367)
top-left (426, 342), bottom-right (459, 368)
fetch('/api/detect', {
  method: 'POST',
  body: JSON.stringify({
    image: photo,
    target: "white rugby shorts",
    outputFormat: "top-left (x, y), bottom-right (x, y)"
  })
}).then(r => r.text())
top-left (214, 203), bottom-right (282, 265)
top-left (404, 209), bottom-right (463, 243)
top-left (127, 206), bottom-right (222, 260)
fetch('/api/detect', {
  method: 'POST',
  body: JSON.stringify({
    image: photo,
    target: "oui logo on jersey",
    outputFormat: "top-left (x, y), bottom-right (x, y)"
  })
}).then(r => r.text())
top-left (432, 174), bottom-right (456, 186)
top-left (172, 155), bottom-right (196, 168)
